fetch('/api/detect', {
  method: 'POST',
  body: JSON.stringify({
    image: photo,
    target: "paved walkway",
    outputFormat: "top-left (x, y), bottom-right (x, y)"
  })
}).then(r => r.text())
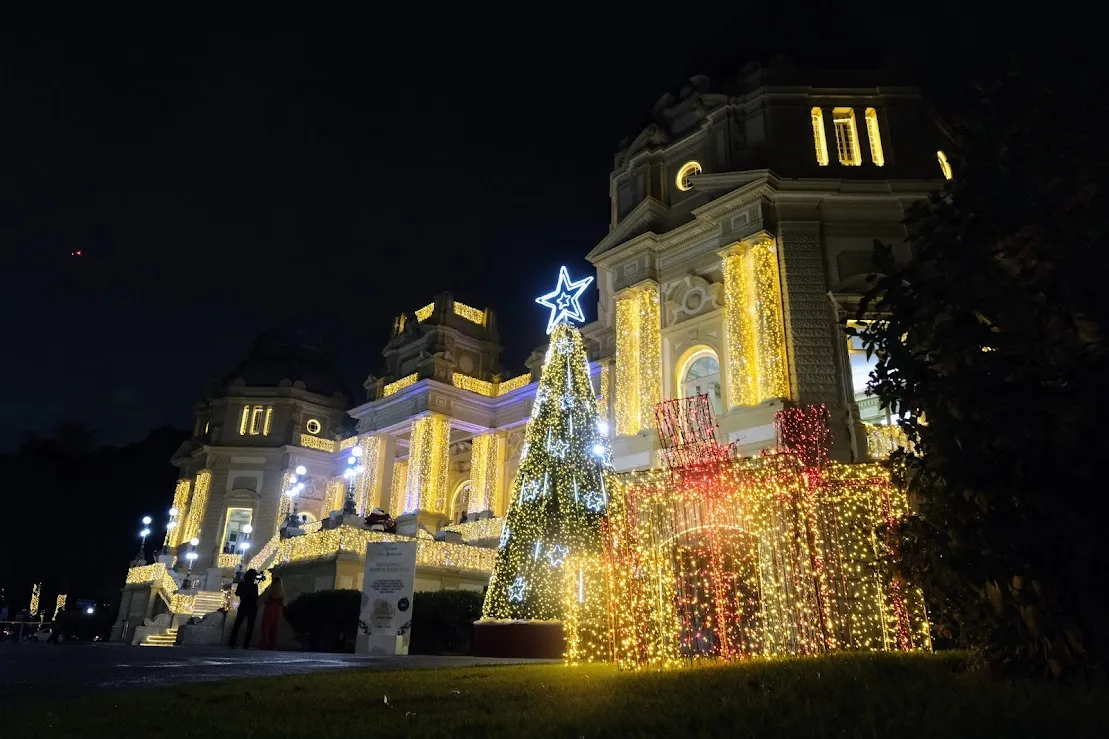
top-left (0, 643), bottom-right (545, 704)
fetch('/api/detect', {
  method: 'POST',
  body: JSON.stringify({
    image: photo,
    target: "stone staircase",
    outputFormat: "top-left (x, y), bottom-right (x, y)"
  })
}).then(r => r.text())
top-left (139, 627), bottom-right (178, 647)
top-left (192, 590), bottom-right (226, 616)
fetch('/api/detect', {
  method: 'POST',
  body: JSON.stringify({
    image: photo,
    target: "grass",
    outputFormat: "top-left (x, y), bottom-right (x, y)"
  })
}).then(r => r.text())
top-left (4, 652), bottom-right (1107, 737)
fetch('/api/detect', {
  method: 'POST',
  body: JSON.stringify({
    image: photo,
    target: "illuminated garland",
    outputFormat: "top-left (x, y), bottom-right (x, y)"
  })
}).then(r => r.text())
top-left (414, 303), bottom-right (435, 322)
top-left (29, 583), bottom-right (40, 617)
top-left (180, 470), bottom-right (211, 545)
top-left (452, 373), bottom-right (496, 397)
top-left (299, 434), bottom-right (337, 452)
top-left (442, 517), bottom-right (504, 543)
top-left (53, 594), bottom-right (67, 619)
top-left (498, 373), bottom-right (533, 395)
top-left (615, 287), bottom-right (661, 434)
top-left (355, 435), bottom-right (383, 515)
top-left (603, 408), bottom-right (931, 669)
top-left (481, 323), bottom-right (613, 652)
top-left (338, 436), bottom-right (359, 451)
top-left (452, 301), bottom-right (486, 325)
top-left (468, 433), bottom-right (501, 514)
top-left (405, 414), bottom-right (451, 514)
top-left (383, 373), bottom-right (419, 397)
top-left (216, 553), bottom-right (241, 569)
top-left (325, 478), bottom-right (346, 514)
top-left (864, 423), bottom-right (913, 460)
top-left (722, 240), bottom-right (789, 406)
top-left (390, 460), bottom-right (408, 517)
top-left (169, 479), bottom-right (191, 547)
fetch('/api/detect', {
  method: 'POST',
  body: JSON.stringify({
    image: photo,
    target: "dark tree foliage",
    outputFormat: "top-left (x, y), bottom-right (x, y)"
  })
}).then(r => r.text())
top-left (855, 68), bottom-right (1109, 677)
top-left (284, 589), bottom-right (361, 652)
top-left (410, 589), bottom-right (484, 654)
top-left (0, 424), bottom-right (187, 624)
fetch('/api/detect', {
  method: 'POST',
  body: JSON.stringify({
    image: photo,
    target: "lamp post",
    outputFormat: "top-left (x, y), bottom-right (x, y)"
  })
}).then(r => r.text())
top-left (134, 515), bottom-right (153, 564)
top-left (182, 537), bottom-right (199, 590)
top-left (343, 446), bottom-right (365, 515)
top-left (284, 465), bottom-right (308, 533)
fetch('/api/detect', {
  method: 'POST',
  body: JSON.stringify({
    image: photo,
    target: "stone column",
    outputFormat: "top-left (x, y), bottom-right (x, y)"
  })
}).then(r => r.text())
top-left (467, 432), bottom-right (502, 516)
top-left (400, 413), bottom-right (452, 532)
top-left (614, 282), bottom-right (661, 435)
top-left (776, 221), bottom-right (852, 458)
top-left (350, 434), bottom-right (396, 515)
top-left (719, 232), bottom-right (789, 408)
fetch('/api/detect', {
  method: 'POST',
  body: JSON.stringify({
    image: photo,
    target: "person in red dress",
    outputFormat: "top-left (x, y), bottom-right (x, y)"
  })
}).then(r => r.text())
top-left (258, 575), bottom-right (285, 650)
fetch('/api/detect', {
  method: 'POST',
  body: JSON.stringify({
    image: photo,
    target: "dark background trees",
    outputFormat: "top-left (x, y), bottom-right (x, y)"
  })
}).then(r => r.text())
top-left (0, 424), bottom-right (186, 623)
top-left (856, 65), bottom-right (1109, 676)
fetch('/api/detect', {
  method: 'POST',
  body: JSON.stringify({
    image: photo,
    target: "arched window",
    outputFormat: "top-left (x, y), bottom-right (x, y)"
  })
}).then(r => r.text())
top-left (450, 480), bottom-right (472, 523)
top-left (678, 349), bottom-right (723, 416)
top-left (675, 161), bottom-right (702, 192)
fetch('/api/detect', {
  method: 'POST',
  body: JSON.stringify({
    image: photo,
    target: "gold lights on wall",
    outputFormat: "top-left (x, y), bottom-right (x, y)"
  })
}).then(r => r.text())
top-left (937, 150), bottom-right (953, 180)
top-left (299, 434), bottom-right (337, 453)
top-left (498, 373), bottom-right (532, 395)
top-left (325, 478), bottom-right (346, 514)
top-left (383, 373), bottom-right (419, 397)
top-left (405, 414), bottom-right (451, 514)
top-left (864, 108), bottom-right (884, 166)
top-left (355, 435), bottom-right (383, 514)
top-left (674, 160), bottom-right (702, 192)
top-left (53, 594), bottom-right (67, 619)
top-left (811, 107), bottom-right (830, 166)
top-left (29, 583), bottom-right (40, 617)
top-left (833, 107), bottom-right (862, 166)
top-left (216, 553), bottom-right (241, 569)
top-left (614, 286), bottom-right (661, 435)
top-left (722, 240), bottom-right (789, 406)
top-left (442, 516), bottom-right (504, 543)
top-left (414, 303), bottom-right (435, 322)
top-left (452, 301), bottom-right (486, 326)
top-left (169, 479), bottom-right (191, 547)
top-left (599, 361), bottom-right (609, 417)
top-left (338, 436), bottom-right (358, 451)
top-left (864, 423), bottom-right (913, 460)
top-left (467, 433), bottom-right (502, 515)
top-left (390, 460), bottom-right (409, 517)
top-left (180, 470), bottom-right (211, 545)
top-left (240, 405), bottom-right (272, 435)
top-left (452, 373), bottom-right (496, 396)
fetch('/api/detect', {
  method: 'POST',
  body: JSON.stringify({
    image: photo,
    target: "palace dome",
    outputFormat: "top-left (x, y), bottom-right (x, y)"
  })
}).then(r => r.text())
top-left (220, 327), bottom-right (349, 400)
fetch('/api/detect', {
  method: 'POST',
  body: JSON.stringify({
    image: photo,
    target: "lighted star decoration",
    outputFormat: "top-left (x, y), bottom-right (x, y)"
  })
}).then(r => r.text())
top-left (535, 266), bottom-right (594, 335)
top-left (499, 525), bottom-right (510, 548)
top-left (520, 479), bottom-right (541, 502)
top-left (546, 544), bottom-right (569, 567)
top-left (582, 490), bottom-right (606, 512)
top-left (550, 439), bottom-right (570, 459)
top-left (553, 335), bottom-right (573, 355)
top-left (559, 393), bottom-right (575, 410)
top-left (508, 576), bottom-right (527, 602)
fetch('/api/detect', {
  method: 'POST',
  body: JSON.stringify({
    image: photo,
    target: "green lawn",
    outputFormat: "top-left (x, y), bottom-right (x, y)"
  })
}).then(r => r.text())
top-left (4, 653), bottom-right (1106, 737)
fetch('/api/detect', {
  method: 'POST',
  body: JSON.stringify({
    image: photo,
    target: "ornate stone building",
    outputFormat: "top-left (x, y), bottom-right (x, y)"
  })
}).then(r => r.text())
top-left (115, 64), bottom-right (950, 645)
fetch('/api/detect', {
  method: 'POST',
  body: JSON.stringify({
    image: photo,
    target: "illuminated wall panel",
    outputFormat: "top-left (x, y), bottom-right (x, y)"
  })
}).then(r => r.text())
top-left (404, 414), bottom-right (452, 515)
top-left (467, 432), bottom-right (502, 515)
top-left (614, 285), bottom-right (661, 435)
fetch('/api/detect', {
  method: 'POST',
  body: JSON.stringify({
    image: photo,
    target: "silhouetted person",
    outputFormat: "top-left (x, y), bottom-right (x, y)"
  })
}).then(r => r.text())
top-left (229, 569), bottom-right (260, 648)
top-left (259, 575), bottom-right (285, 650)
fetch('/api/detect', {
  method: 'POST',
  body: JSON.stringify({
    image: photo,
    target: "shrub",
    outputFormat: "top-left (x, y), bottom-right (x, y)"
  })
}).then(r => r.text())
top-left (283, 589), bottom-right (361, 652)
top-left (409, 589), bottom-right (484, 654)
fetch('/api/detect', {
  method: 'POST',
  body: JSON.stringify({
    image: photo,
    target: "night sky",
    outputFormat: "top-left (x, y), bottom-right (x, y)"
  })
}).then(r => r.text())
top-left (1, 5), bottom-right (1091, 452)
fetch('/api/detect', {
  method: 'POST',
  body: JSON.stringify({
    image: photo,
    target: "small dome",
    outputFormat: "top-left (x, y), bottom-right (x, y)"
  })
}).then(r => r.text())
top-left (221, 327), bottom-right (349, 400)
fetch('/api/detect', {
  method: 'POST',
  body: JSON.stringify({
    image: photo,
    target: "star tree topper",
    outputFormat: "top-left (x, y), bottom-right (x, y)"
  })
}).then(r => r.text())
top-left (535, 266), bottom-right (594, 335)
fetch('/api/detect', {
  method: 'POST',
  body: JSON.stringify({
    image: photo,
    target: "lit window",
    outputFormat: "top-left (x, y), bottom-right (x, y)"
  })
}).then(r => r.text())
top-left (222, 508), bottom-right (253, 554)
top-left (675, 161), bottom-right (702, 192)
top-left (240, 404), bottom-right (272, 436)
top-left (846, 322), bottom-right (891, 425)
top-left (864, 108), bottom-right (884, 166)
top-left (306, 418), bottom-right (321, 435)
top-left (811, 108), bottom-right (829, 166)
top-left (833, 108), bottom-right (861, 166)
top-left (680, 353), bottom-right (723, 417)
top-left (937, 150), bottom-right (953, 180)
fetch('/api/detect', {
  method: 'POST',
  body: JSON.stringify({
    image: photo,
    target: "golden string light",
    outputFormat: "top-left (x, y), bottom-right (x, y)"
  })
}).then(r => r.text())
top-left (414, 302), bottom-right (435, 322)
top-left (355, 435), bottom-right (382, 514)
top-left (615, 286), bottom-right (661, 434)
top-left (383, 373), bottom-right (419, 397)
top-left (864, 423), bottom-right (913, 459)
top-left (338, 436), bottom-right (359, 451)
top-left (216, 553), bottom-right (241, 569)
top-left (405, 414), bottom-right (451, 514)
top-left (29, 583), bottom-right (41, 617)
top-left (452, 373), bottom-right (496, 397)
top-left (442, 517), bottom-right (504, 543)
top-left (452, 301), bottom-right (486, 325)
top-left (497, 372), bottom-right (532, 395)
top-left (467, 433), bottom-right (501, 514)
top-left (298, 434), bottom-right (337, 452)
top-left (180, 470), bottom-right (211, 545)
top-left (722, 240), bottom-right (789, 407)
top-left (169, 479), bottom-right (191, 547)
top-left (53, 594), bottom-right (67, 619)
top-left (325, 478), bottom-right (346, 514)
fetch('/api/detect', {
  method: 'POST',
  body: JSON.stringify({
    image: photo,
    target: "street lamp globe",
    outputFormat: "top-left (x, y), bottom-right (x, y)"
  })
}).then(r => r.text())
top-left (141, 515), bottom-right (152, 525)
top-left (169, 507), bottom-right (179, 517)
top-left (242, 524), bottom-right (253, 535)
top-left (352, 446), bottom-right (363, 458)
top-left (295, 465), bottom-right (307, 476)
top-left (140, 528), bottom-right (151, 538)
top-left (190, 538), bottom-right (199, 547)
top-left (85, 606), bottom-right (95, 615)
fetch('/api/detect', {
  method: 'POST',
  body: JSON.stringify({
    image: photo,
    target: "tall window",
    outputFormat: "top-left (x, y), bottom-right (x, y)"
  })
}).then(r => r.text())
top-left (864, 108), bottom-right (884, 166)
top-left (846, 323), bottom-right (892, 424)
top-left (222, 508), bottom-right (253, 554)
top-left (811, 107), bottom-right (829, 166)
top-left (680, 354), bottom-right (723, 417)
top-left (833, 108), bottom-right (862, 166)
top-left (239, 405), bottom-right (273, 435)
top-left (937, 150), bottom-right (953, 180)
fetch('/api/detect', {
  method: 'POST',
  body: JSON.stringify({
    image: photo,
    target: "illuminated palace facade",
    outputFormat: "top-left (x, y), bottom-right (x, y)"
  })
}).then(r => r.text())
top-left (115, 64), bottom-right (950, 646)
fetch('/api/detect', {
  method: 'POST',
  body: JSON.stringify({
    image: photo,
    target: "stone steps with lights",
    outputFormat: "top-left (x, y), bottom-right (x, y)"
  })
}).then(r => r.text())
top-left (191, 591), bottom-right (226, 616)
top-left (139, 627), bottom-right (178, 647)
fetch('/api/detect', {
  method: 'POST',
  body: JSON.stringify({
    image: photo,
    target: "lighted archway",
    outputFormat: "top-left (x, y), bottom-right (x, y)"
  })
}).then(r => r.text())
top-left (449, 479), bottom-right (472, 523)
top-left (674, 344), bottom-right (725, 417)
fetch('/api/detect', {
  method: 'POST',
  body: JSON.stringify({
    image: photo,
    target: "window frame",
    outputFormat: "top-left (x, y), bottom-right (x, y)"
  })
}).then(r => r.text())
top-left (832, 107), bottom-right (862, 166)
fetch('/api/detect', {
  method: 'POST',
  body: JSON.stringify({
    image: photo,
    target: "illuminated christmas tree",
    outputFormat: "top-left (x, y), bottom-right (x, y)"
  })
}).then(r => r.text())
top-left (482, 270), bottom-right (613, 627)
